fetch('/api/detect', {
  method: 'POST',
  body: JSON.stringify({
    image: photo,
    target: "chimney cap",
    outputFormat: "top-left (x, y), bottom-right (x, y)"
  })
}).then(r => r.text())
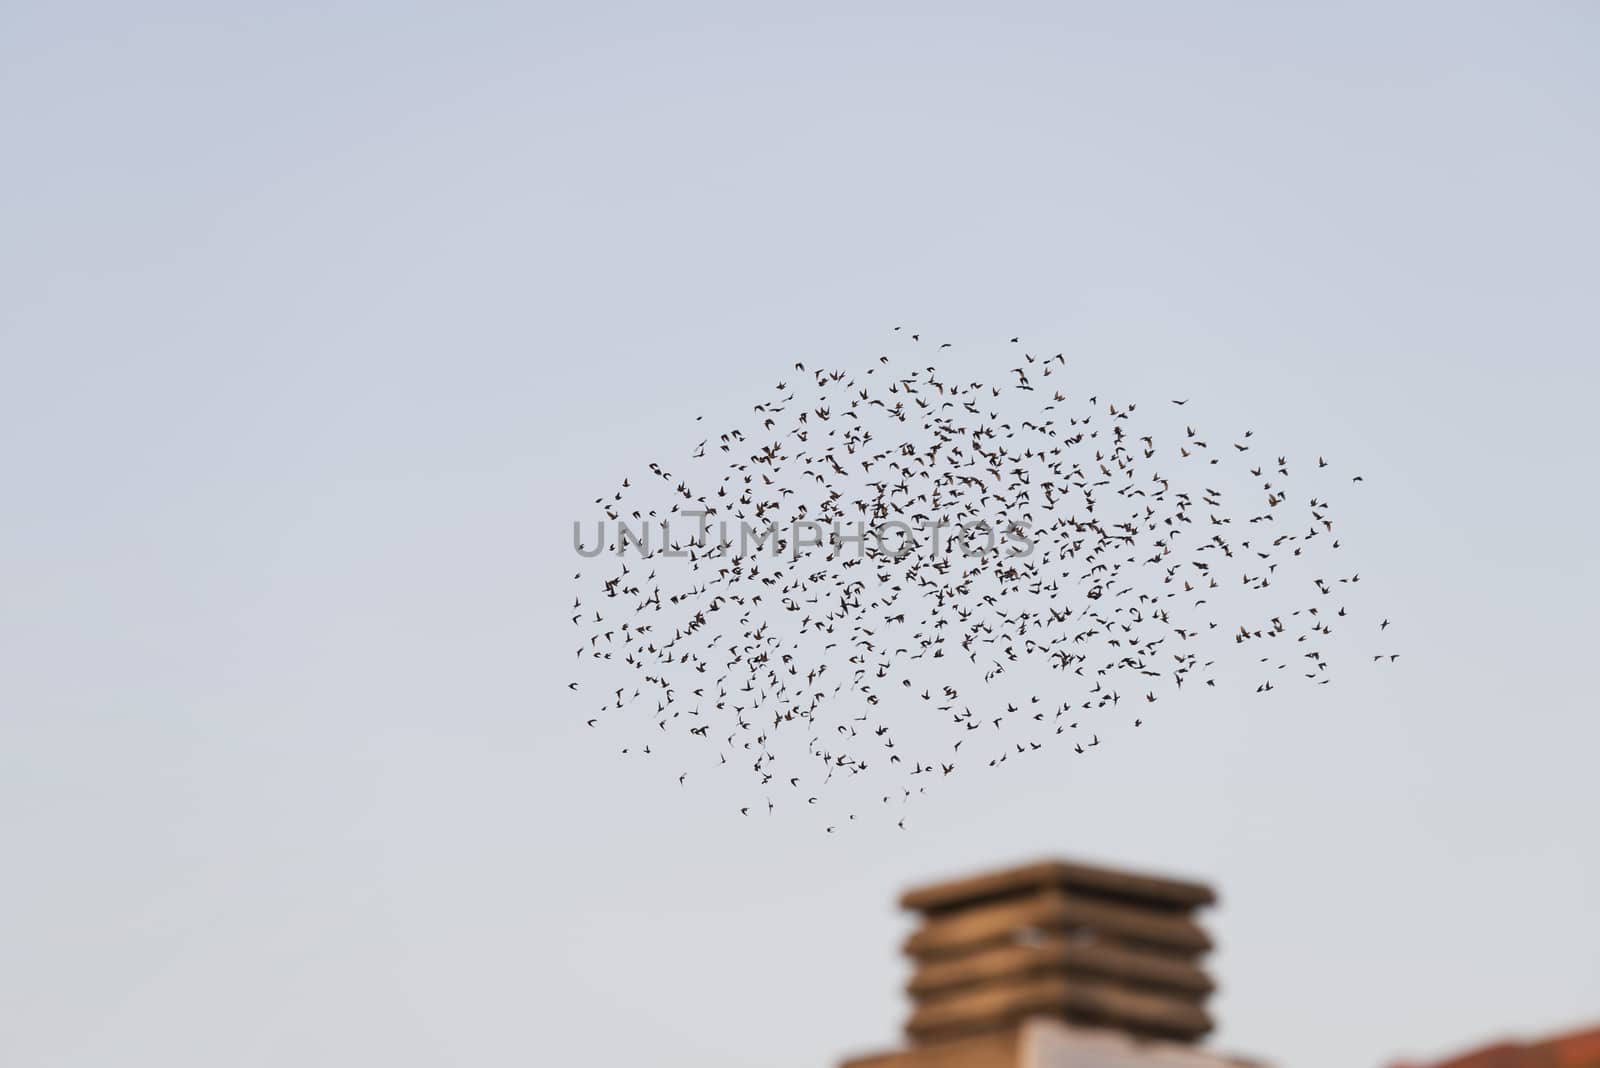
top-left (900, 858), bottom-right (1217, 914)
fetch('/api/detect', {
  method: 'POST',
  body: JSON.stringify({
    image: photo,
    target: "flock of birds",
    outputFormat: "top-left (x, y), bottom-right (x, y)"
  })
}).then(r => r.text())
top-left (568, 332), bottom-right (1395, 829)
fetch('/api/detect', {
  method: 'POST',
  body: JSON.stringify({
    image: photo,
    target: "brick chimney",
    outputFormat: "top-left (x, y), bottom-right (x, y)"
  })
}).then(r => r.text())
top-left (839, 858), bottom-right (1263, 1068)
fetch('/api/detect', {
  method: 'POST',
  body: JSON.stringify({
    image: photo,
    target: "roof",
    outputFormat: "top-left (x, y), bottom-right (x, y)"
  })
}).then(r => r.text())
top-left (1395, 1025), bottom-right (1600, 1068)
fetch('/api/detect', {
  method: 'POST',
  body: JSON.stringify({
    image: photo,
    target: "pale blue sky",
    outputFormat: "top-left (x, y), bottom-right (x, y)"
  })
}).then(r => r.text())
top-left (2, 4), bottom-right (1598, 1067)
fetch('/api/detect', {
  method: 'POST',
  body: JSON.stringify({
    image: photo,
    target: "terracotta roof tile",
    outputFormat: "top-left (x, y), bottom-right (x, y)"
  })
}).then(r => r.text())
top-left (1399, 1025), bottom-right (1600, 1068)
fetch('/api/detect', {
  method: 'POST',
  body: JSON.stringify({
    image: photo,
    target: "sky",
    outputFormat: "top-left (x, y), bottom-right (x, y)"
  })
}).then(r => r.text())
top-left (2, 3), bottom-right (1598, 1067)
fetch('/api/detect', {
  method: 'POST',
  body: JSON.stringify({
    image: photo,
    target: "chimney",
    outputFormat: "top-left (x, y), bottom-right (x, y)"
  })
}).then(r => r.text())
top-left (840, 858), bottom-right (1263, 1068)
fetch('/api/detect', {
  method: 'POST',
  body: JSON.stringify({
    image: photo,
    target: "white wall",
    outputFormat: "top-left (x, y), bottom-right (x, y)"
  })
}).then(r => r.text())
top-left (1024, 1021), bottom-right (1265, 1068)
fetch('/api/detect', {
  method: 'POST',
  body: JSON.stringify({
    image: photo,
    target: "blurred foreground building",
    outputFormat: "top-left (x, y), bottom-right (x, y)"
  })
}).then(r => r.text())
top-left (836, 857), bottom-right (1599, 1068)
top-left (838, 858), bottom-right (1260, 1068)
